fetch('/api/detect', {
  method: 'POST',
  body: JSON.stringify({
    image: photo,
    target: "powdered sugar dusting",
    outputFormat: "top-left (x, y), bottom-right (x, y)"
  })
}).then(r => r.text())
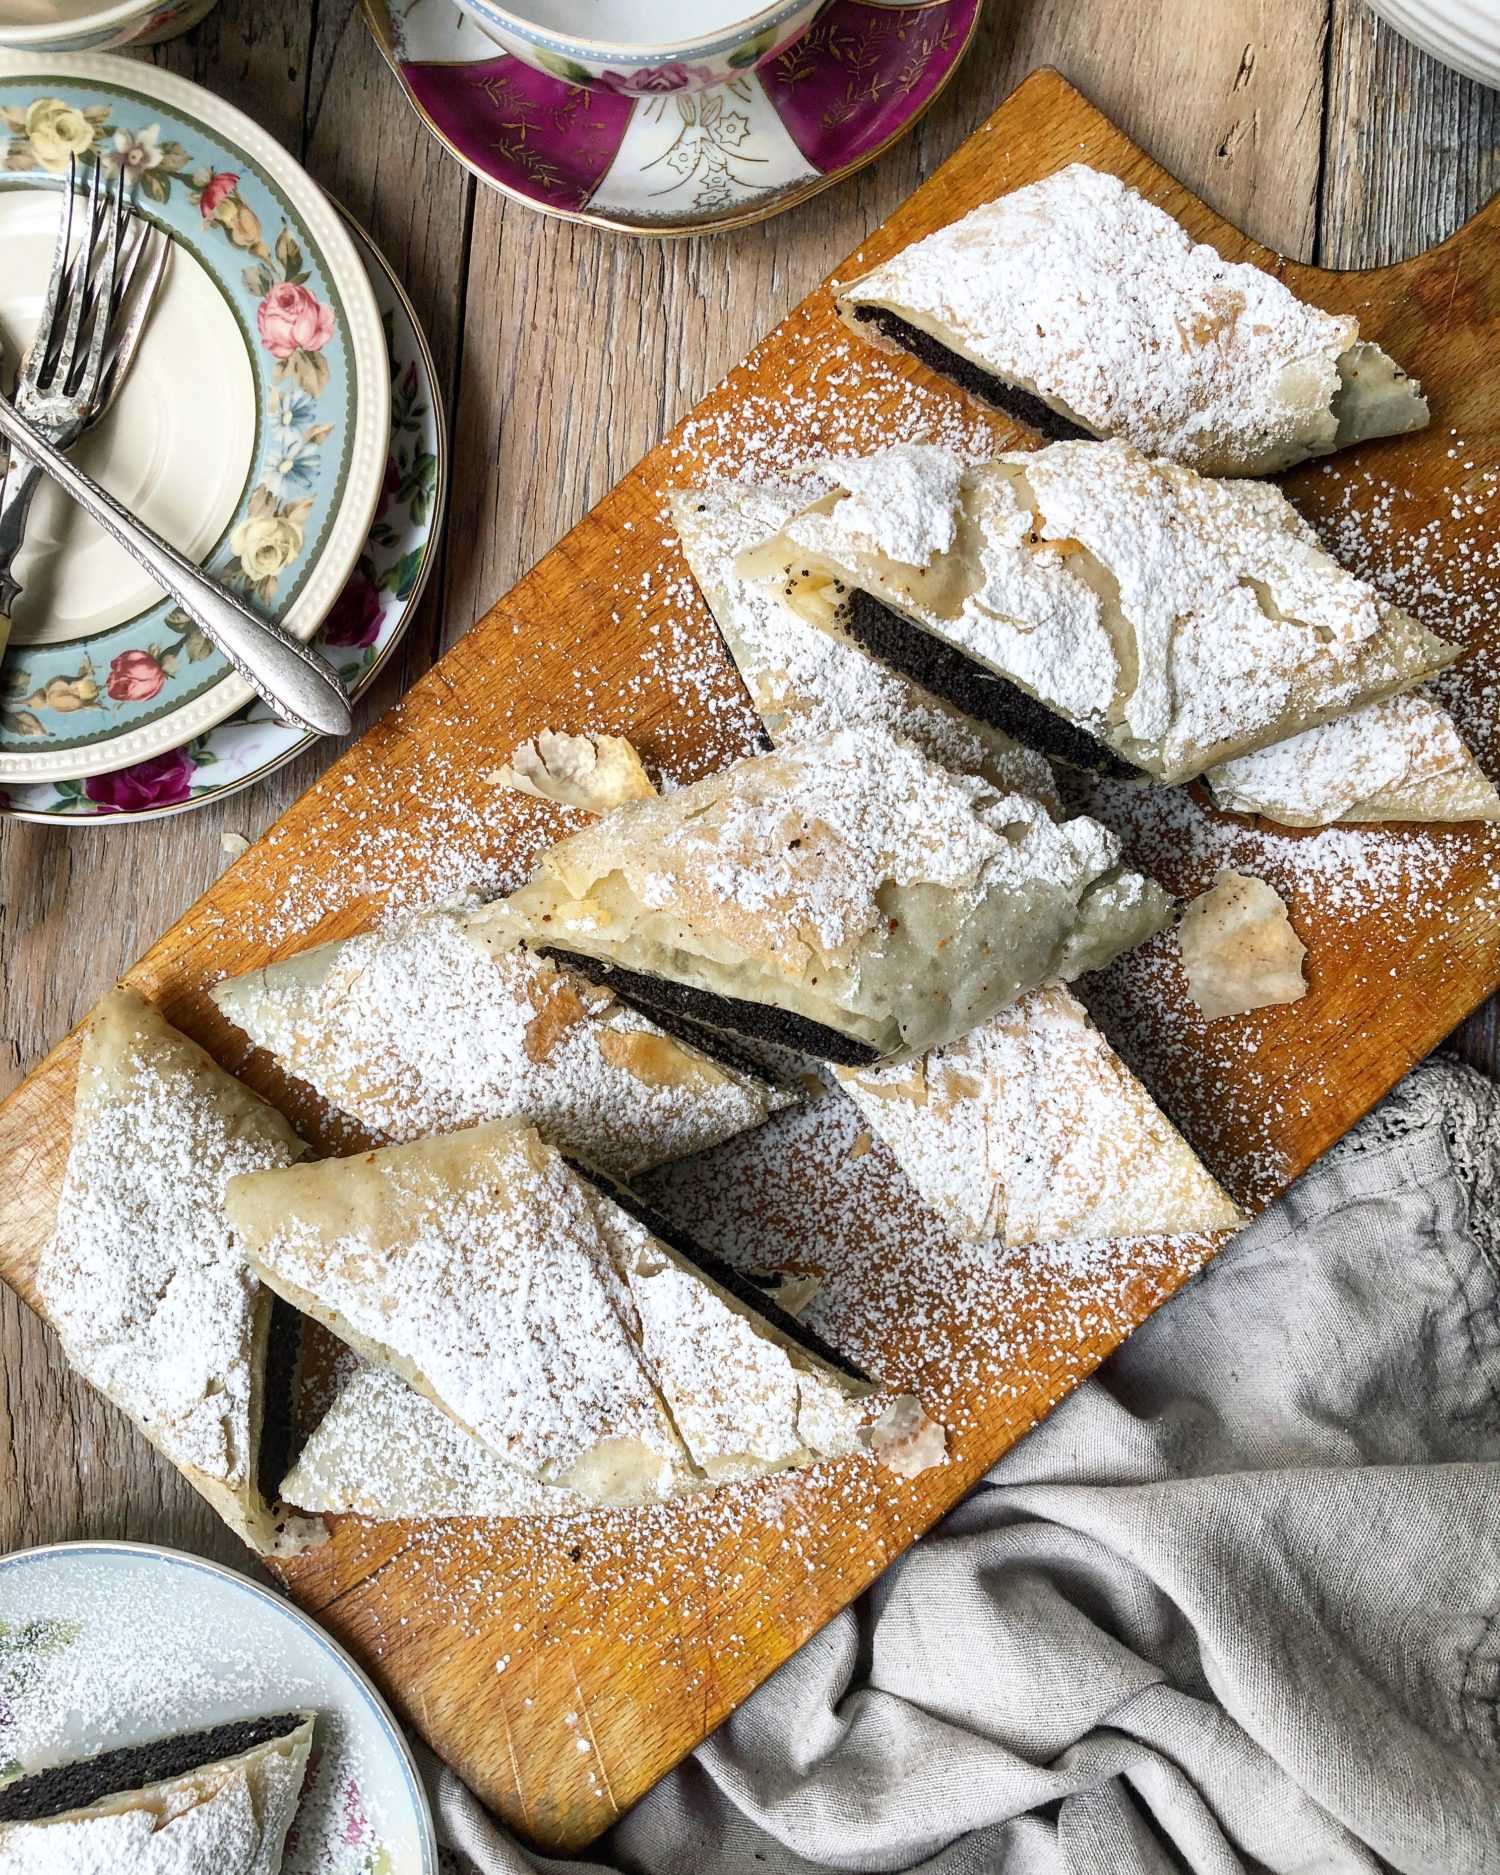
top-left (841, 163), bottom-right (1367, 475)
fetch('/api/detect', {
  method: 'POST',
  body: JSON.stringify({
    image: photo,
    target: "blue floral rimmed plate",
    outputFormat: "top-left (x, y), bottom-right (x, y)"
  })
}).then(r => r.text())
top-left (0, 1540), bottom-right (437, 1873)
top-left (0, 51), bottom-right (390, 784)
top-left (0, 210), bottom-right (445, 821)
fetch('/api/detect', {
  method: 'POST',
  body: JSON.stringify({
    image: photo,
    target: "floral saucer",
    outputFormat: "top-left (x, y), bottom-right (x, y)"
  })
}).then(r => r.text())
top-left (1, 210), bottom-right (445, 821)
top-left (0, 51), bottom-right (390, 784)
top-left (362, 0), bottom-right (981, 235)
top-left (0, 1540), bottom-right (436, 1873)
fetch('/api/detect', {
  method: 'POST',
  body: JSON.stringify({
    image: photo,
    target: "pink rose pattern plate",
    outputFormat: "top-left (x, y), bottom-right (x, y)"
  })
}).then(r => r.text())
top-left (0, 212), bottom-right (444, 822)
top-left (362, 0), bottom-right (981, 234)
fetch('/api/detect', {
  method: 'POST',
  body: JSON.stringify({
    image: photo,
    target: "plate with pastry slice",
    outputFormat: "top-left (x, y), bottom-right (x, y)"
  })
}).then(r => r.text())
top-left (0, 1539), bottom-right (435, 1872)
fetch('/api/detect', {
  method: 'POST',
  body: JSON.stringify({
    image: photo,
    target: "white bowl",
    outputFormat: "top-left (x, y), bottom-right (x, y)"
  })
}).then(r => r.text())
top-left (0, 0), bottom-right (216, 53)
top-left (1365, 0), bottom-right (1500, 85)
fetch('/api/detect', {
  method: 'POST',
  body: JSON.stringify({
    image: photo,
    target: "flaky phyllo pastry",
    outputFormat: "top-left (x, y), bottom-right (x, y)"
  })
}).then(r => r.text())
top-left (839, 986), bottom-right (1243, 1248)
top-left (739, 441), bottom-right (1456, 788)
top-left (282, 1359), bottom-right (580, 1520)
top-left (837, 163), bottom-right (1428, 476)
top-left (38, 988), bottom-right (317, 1556)
top-left (669, 480), bottom-right (1055, 803)
top-left (481, 727), bottom-right (1169, 1065)
top-left (211, 901), bottom-right (791, 1180)
top-left (1205, 692), bottom-right (1500, 827)
top-left (225, 1118), bottom-right (869, 1508)
top-left (0, 1713), bottom-right (313, 1875)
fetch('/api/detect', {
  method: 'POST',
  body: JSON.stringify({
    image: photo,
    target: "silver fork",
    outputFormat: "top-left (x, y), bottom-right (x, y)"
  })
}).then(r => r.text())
top-left (0, 157), bottom-right (351, 737)
top-left (0, 155), bottom-right (166, 626)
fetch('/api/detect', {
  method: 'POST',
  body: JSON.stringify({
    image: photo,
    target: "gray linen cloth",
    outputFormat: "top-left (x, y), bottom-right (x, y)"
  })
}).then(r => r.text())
top-left (433, 1056), bottom-right (1500, 1875)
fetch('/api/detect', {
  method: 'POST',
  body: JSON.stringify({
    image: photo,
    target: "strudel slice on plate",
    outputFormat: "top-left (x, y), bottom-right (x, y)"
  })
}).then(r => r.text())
top-left (225, 1119), bottom-right (870, 1508)
top-left (482, 728), bottom-right (1168, 1067)
top-left (282, 1360), bottom-right (580, 1520)
top-left (837, 163), bottom-right (1427, 476)
top-left (0, 1711), bottom-right (313, 1875)
top-left (739, 442), bottom-right (1455, 787)
top-left (211, 901), bottom-right (791, 1179)
top-left (37, 988), bottom-right (316, 1556)
top-left (669, 480), bottom-right (1055, 802)
top-left (1204, 691), bottom-right (1500, 826)
top-left (839, 986), bottom-right (1243, 1248)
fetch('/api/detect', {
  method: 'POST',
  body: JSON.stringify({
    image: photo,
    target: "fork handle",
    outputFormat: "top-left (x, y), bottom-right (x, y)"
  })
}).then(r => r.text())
top-left (0, 396), bottom-right (353, 738)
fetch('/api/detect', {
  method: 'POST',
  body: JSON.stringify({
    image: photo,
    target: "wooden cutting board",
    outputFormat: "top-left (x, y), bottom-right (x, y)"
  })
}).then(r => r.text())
top-left (2, 67), bottom-right (1498, 1854)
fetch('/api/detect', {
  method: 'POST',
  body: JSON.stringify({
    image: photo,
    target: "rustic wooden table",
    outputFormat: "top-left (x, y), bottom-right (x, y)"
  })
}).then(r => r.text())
top-left (0, 0), bottom-right (1495, 1573)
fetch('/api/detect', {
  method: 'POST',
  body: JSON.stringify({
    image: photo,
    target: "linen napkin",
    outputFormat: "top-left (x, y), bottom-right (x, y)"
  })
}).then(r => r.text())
top-left (431, 1055), bottom-right (1500, 1875)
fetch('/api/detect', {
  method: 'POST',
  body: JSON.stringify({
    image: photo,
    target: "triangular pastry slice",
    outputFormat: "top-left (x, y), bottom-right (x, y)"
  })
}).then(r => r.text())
top-left (837, 163), bottom-right (1427, 476)
top-left (37, 988), bottom-right (316, 1556)
top-left (1205, 691), bottom-right (1500, 826)
top-left (739, 441), bottom-right (1456, 786)
top-left (212, 901), bottom-right (792, 1179)
top-left (0, 1712), bottom-right (313, 1875)
top-left (225, 1119), bottom-right (870, 1508)
top-left (482, 727), bottom-right (1169, 1066)
top-left (669, 480), bottom-right (1055, 802)
top-left (282, 1361), bottom-right (580, 1520)
top-left (838, 986), bottom-right (1243, 1248)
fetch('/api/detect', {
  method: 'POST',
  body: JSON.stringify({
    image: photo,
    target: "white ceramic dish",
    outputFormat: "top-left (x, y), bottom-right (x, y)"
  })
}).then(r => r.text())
top-left (1366, 0), bottom-right (1500, 84)
top-left (0, 1540), bottom-right (437, 1873)
top-left (0, 0), bottom-right (216, 54)
top-left (0, 51), bottom-right (391, 785)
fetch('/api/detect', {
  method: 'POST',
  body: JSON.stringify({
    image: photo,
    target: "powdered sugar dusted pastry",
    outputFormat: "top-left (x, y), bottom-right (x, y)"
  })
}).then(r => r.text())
top-left (740, 441), bottom-right (1455, 787)
top-left (211, 902), bottom-right (791, 1179)
top-left (669, 480), bottom-right (1054, 802)
top-left (1205, 692), bottom-right (1500, 826)
top-left (0, 1711), bottom-right (313, 1875)
top-left (838, 986), bottom-right (1242, 1247)
top-left (226, 1119), bottom-right (869, 1508)
top-left (483, 728), bottom-right (1169, 1065)
top-left (37, 989), bottom-right (317, 1557)
top-left (837, 163), bottom-right (1428, 476)
top-left (282, 1361), bottom-right (580, 1520)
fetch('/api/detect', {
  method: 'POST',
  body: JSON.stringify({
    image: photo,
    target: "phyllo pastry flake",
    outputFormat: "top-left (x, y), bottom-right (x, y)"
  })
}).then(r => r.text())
top-left (838, 986), bottom-right (1243, 1248)
top-left (481, 728), bottom-right (1169, 1065)
top-left (225, 1118), bottom-right (870, 1508)
top-left (37, 988), bottom-right (315, 1556)
top-left (837, 163), bottom-right (1427, 476)
top-left (0, 1711), bottom-right (313, 1875)
top-left (212, 901), bottom-right (791, 1179)
top-left (740, 441), bottom-right (1455, 787)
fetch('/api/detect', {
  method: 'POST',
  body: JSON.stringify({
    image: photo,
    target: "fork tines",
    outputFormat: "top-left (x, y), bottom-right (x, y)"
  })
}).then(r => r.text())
top-left (20, 152), bottom-right (169, 421)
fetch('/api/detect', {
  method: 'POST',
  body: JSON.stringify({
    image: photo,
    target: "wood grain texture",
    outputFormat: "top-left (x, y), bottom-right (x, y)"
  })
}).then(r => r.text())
top-left (2, 58), bottom-right (1499, 1851)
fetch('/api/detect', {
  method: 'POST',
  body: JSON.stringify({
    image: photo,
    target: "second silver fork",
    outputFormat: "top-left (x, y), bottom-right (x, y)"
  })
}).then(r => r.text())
top-left (0, 153), bottom-right (167, 638)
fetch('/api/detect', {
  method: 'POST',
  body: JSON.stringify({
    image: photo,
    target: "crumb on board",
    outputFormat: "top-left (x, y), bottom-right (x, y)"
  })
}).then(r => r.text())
top-left (488, 730), bottom-right (657, 813)
top-left (1178, 869), bottom-right (1308, 1020)
top-left (867, 1395), bottom-right (947, 1479)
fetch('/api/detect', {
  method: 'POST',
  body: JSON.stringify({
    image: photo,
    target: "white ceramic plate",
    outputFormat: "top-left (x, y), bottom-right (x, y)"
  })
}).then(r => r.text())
top-left (1366, 0), bottom-right (1500, 85)
top-left (0, 51), bottom-right (390, 785)
top-left (0, 208), bottom-right (447, 821)
top-left (0, 1540), bottom-right (437, 1873)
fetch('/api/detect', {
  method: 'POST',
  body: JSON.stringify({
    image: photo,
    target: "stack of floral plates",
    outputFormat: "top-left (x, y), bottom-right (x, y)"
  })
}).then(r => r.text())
top-left (0, 51), bottom-right (447, 822)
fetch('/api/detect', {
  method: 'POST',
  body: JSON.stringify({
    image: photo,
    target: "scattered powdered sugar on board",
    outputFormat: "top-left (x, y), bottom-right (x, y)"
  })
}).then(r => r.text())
top-left (1308, 439), bottom-right (1500, 769)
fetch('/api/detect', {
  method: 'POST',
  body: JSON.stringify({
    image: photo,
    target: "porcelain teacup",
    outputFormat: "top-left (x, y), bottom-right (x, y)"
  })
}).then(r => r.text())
top-left (452, 0), bottom-right (830, 93)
